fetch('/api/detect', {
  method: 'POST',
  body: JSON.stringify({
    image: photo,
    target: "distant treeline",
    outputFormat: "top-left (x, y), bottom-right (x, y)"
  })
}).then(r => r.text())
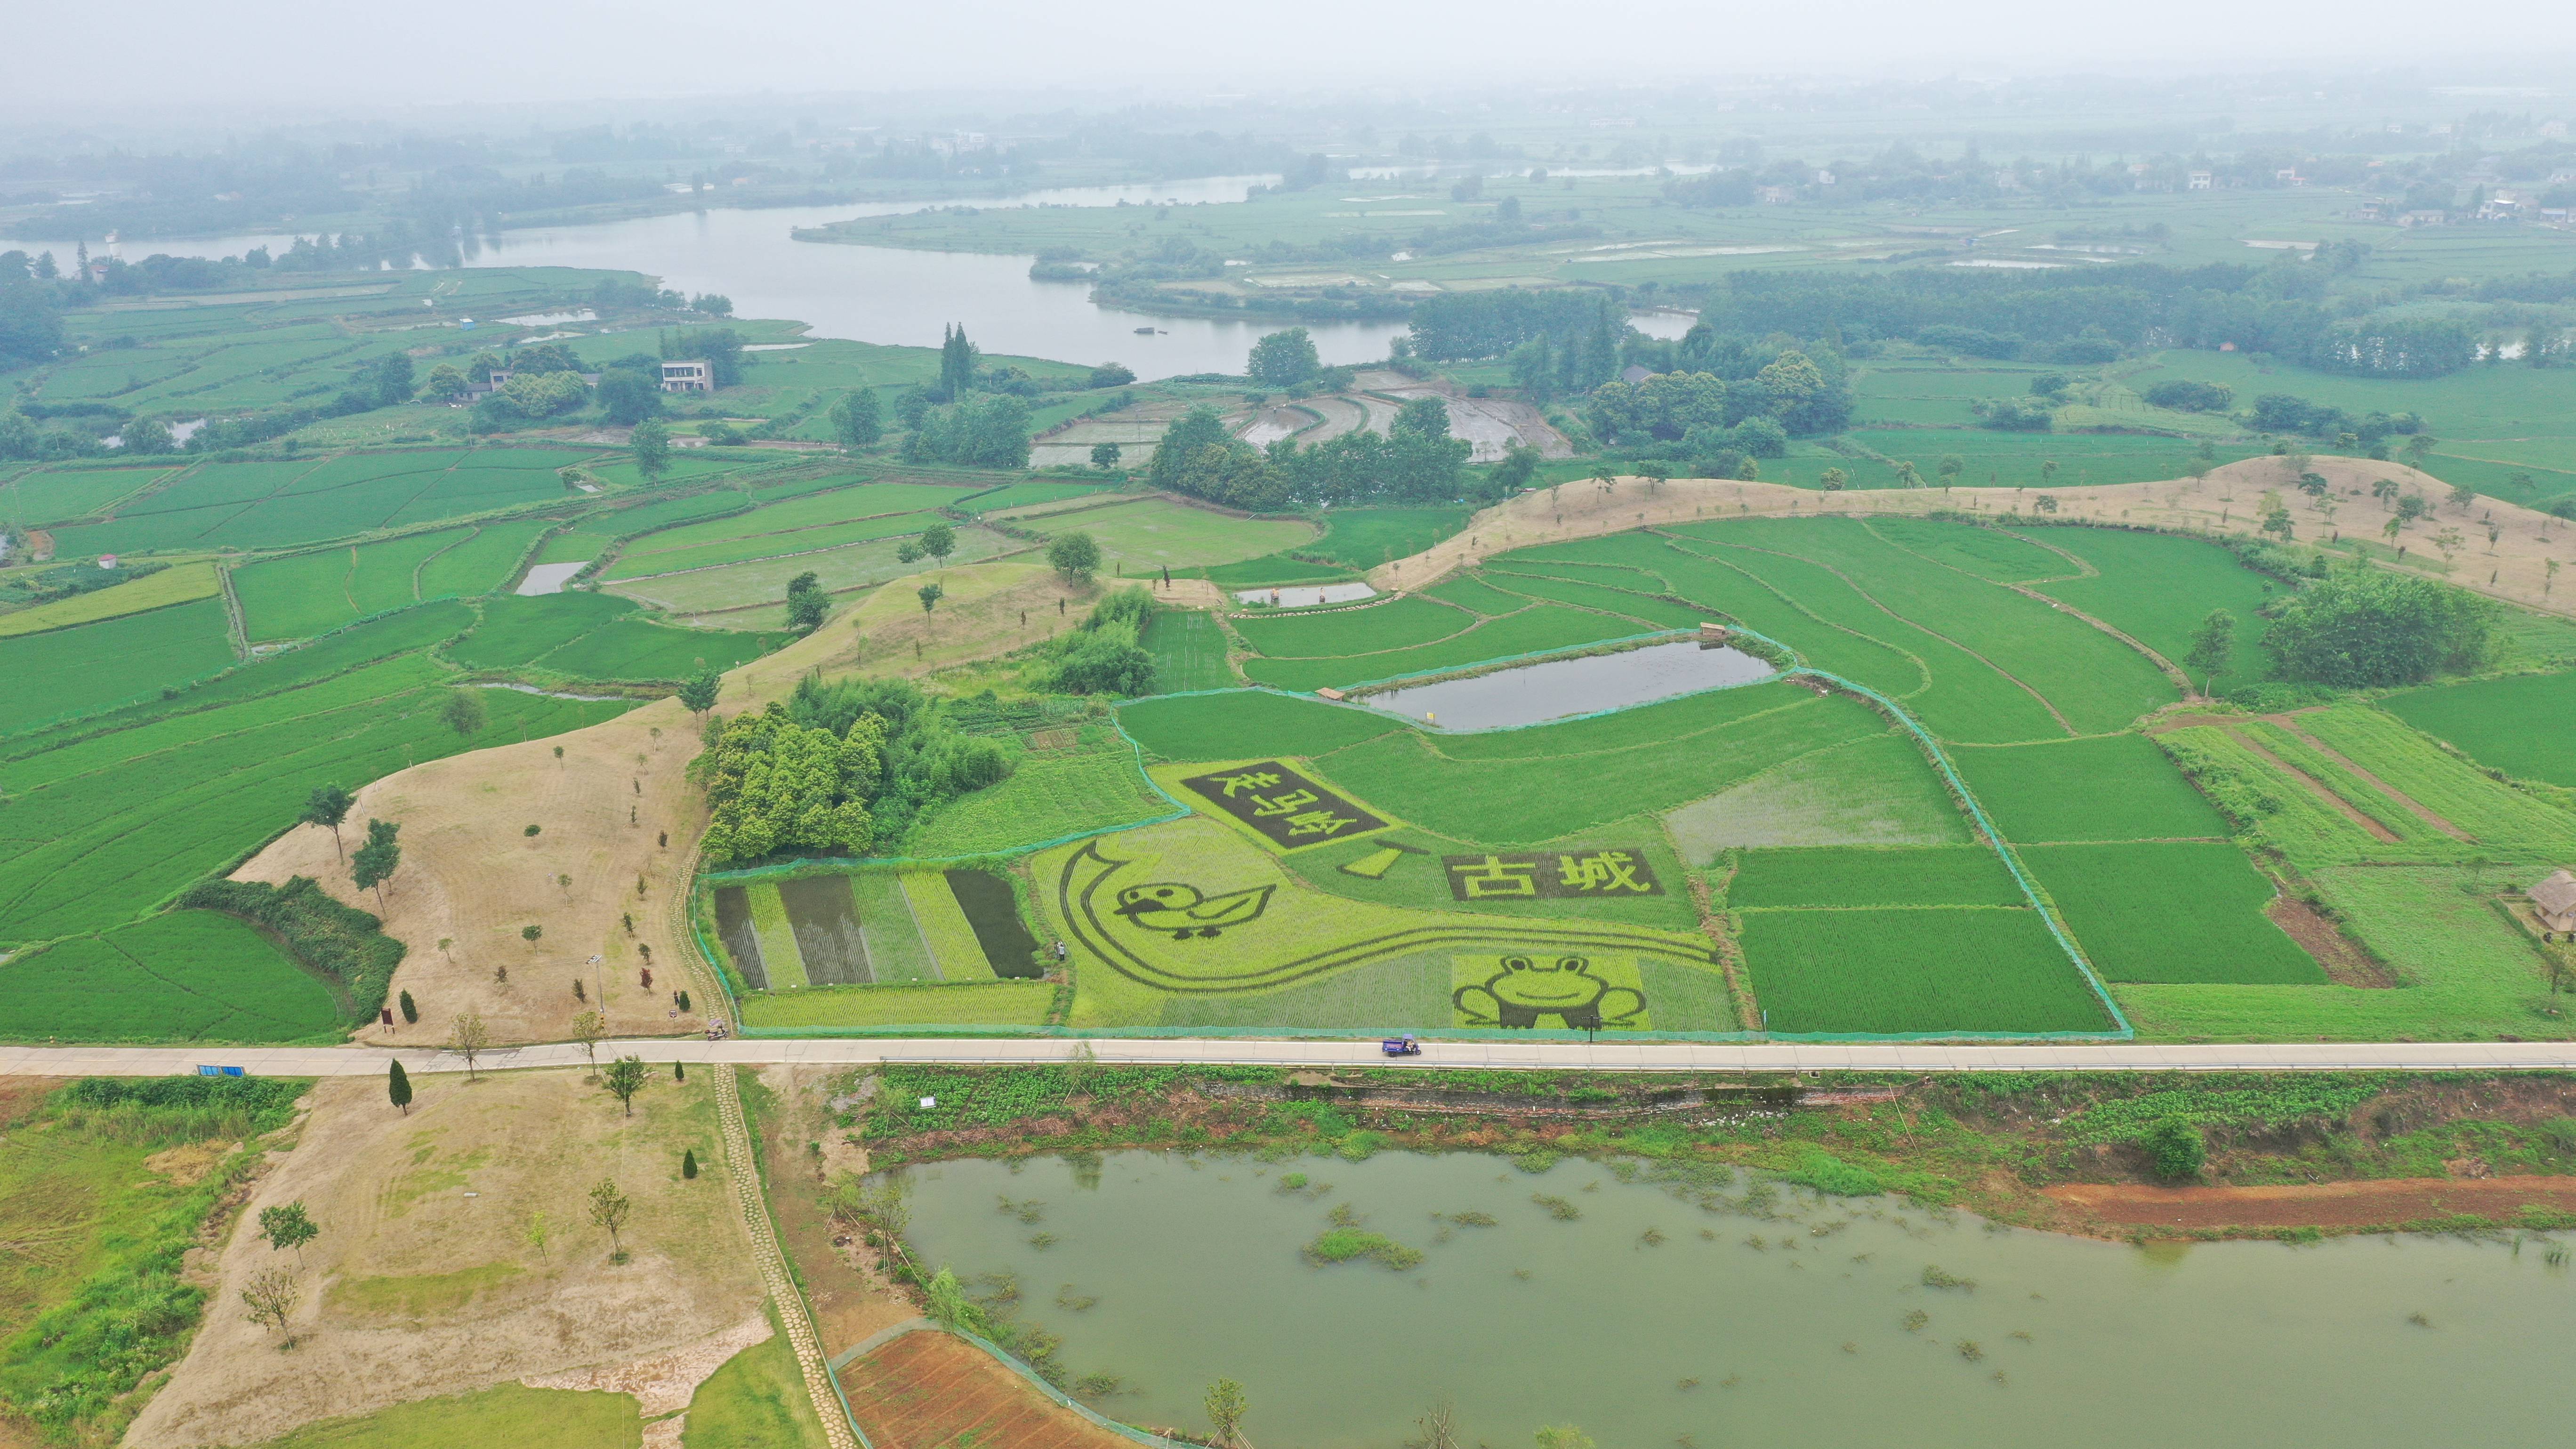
top-left (1673, 265), bottom-right (2482, 378)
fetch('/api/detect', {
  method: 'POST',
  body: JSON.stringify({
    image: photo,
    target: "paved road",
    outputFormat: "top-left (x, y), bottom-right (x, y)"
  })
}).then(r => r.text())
top-left (8, 1037), bottom-right (2576, 1078)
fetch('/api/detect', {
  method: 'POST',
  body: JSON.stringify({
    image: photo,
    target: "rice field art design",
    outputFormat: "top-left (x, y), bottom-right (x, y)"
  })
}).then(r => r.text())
top-left (1052, 818), bottom-right (1715, 997)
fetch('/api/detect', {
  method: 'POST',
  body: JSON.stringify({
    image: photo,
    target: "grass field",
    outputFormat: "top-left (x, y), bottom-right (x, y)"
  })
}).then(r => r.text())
top-left (1036, 497), bottom-right (1316, 576)
top-left (1139, 609), bottom-right (1232, 693)
top-left (2022, 842), bottom-right (2324, 985)
top-left (0, 562), bottom-right (220, 637)
top-left (247, 1384), bottom-right (641, 1449)
top-left (0, 596), bottom-right (236, 733)
top-left (2381, 669), bottom-right (2576, 787)
top-left (0, 910), bottom-right (346, 1042)
top-left (1950, 733), bottom-right (2231, 843)
top-left (1726, 845), bottom-right (2023, 909)
top-left (1738, 907), bottom-right (2111, 1035)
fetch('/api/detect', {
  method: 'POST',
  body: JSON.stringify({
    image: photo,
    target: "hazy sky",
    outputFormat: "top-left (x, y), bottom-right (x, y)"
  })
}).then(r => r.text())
top-left (7, 0), bottom-right (2576, 111)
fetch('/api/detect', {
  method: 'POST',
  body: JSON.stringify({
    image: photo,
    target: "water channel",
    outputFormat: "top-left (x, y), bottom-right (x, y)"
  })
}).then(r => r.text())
top-left (5, 175), bottom-right (1691, 379)
top-left (1360, 638), bottom-right (1774, 729)
top-left (891, 1149), bottom-right (2576, 1449)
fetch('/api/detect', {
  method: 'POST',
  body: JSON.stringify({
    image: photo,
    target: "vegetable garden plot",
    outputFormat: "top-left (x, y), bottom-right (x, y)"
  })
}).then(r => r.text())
top-left (2021, 842), bottom-right (2325, 985)
top-left (1949, 733), bottom-right (2230, 843)
top-left (1727, 845), bottom-right (2024, 909)
top-left (2382, 669), bottom-right (2576, 788)
top-left (1737, 907), bottom-right (2111, 1035)
top-left (0, 597), bottom-right (235, 733)
top-left (0, 910), bottom-right (344, 1044)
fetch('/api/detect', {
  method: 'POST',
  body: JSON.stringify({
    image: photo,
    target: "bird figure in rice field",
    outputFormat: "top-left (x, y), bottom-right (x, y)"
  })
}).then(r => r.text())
top-left (1111, 882), bottom-right (1276, 939)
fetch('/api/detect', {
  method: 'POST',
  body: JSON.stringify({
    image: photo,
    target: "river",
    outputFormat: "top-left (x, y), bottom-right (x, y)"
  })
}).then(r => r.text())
top-left (890, 1149), bottom-right (2576, 1449)
top-left (3, 175), bottom-right (1692, 379)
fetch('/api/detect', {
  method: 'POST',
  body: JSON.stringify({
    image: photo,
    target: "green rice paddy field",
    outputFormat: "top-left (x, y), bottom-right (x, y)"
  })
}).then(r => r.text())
top-left (42, 447), bottom-right (596, 558)
top-left (0, 600), bottom-right (633, 983)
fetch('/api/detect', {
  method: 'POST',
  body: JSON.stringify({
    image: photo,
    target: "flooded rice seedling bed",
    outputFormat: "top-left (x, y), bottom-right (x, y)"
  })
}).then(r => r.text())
top-left (711, 885), bottom-right (769, 990)
top-left (1361, 639), bottom-right (1774, 730)
top-left (947, 868), bottom-right (1045, 977)
top-left (780, 875), bottom-right (873, 985)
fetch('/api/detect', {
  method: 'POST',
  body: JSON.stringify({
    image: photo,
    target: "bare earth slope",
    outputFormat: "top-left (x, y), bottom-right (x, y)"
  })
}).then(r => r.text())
top-left (1371, 457), bottom-right (2575, 621)
top-left (228, 561), bottom-right (1103, 1047)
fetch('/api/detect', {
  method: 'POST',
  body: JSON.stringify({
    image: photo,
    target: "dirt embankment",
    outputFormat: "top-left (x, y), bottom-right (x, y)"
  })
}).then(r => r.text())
top-left (2047, 1175), bottom-right (2576, 1230)
top-left (228, 560), bottom-right (1104, 1048)
top-left (126, 1069), bottom-right (767, 1449)
top-left (1371, 456), bottom-right (2576, 620)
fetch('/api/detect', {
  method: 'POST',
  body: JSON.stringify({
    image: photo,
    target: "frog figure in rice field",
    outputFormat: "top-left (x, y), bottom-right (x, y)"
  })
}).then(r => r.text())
top-left (1452, 954), bottom-right (1645, 1030)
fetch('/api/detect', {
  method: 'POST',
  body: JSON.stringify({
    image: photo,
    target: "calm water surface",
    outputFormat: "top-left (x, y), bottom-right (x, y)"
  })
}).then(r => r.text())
top-left (1361, 639), bottom-right (1773, 728)
top-left (891, 1150), bottom-right (2576, 1449)
top-left (5, 175), bottom-right (1690, 378)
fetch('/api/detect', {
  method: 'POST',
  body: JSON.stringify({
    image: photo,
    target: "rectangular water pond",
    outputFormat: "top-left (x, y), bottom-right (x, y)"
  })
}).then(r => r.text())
top-left (890, 1149), bottom-right (2576, 1449)
top-left (779, 875), bottom-right (872, 985)
top-left (1360, 639), bottom-right (1774, 730)
top-left (946, 868), bottom-right (1045, 977)
top-left (1235, 582), bottom-right (1378, 608)
top-left (710, 886), bottom-right (769, 990)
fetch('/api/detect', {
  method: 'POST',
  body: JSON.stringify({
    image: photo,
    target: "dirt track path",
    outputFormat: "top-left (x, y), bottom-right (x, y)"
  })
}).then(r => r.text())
top-left (1370, 457), bottom-right (2576, 620)
top-left (2047, 1175), bottom-right (2576, 1230)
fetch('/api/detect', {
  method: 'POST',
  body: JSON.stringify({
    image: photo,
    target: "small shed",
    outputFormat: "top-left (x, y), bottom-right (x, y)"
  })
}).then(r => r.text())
top-left (2531, 869), bottom-right (2576, 933)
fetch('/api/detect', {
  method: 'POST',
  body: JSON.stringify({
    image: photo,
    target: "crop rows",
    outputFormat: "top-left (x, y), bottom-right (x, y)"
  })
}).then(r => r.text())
top-left (2383, 671), bottom-right (2576, 789)
top-left (2295, 707), bottom-right (2576, 855)
top-left (1728, 844), bottom-right (2023, 909)
top-left (1738, 906), bottom-right (2109, 1035)
top-left (0, 597), bottom-right (236, 734)
top-left (0, 910), bottom-right (346, 1043)
top-left (908, 743), bottom-right (1174, 858)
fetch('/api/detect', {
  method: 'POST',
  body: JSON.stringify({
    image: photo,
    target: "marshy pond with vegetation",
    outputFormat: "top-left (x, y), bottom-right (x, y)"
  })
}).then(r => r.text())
top-left (887, 1147), bottom-right (2576, 1449)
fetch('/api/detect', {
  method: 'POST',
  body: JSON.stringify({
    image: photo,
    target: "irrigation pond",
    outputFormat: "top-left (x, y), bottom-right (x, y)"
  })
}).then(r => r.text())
top-left (1359, 639), bottom-right (1775, 729)
top-left (890, 1149), bottom-right (2576, 1449)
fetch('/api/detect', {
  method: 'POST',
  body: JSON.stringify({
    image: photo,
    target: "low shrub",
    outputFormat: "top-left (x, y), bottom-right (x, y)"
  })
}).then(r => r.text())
top-left (180, 874), bottom-right (405, 1020)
